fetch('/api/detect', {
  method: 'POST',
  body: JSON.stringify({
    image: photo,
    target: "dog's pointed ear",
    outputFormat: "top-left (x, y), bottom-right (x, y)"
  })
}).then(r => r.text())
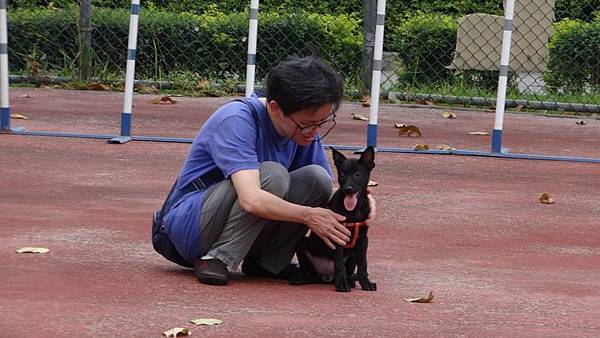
top-left (359, 146), bottom-right (375, 170)
top-left (330, 146), bottom-right (346, 166)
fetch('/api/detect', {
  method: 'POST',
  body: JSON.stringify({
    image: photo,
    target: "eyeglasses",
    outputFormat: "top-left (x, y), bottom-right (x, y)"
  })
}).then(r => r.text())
top-left (288, 114), bottom-right (336, 139)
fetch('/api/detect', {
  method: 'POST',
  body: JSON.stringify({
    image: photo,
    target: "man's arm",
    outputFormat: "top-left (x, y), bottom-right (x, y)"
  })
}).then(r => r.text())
top-left (231, 169), bottom-right (351, 249)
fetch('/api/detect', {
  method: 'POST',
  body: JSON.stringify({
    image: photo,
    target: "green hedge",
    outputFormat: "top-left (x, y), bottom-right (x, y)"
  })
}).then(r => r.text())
top-left (8, 8), bottom-right (362, 83)
top-left (390, 13), bottom-right (458, 87)
top-left (546, 17), bottom-right (600, 91)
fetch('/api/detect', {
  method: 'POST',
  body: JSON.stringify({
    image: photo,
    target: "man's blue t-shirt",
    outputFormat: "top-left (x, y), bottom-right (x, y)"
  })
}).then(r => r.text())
top-left (163, 95), bottom-right (333, 263)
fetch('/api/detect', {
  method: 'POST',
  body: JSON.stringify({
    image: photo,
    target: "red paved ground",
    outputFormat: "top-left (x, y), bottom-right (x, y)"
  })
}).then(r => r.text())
top-left (1, 88), bottom-right (599, 337)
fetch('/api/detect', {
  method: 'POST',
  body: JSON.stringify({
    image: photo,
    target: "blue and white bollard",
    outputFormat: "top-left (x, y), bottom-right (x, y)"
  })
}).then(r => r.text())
top-left (245, 0), bottom-right (259, 97)
top-left (0, 0), bottom-right (10, 131)
top-left (491, 0), bottom-right (516, 153)
top-left (366, 0), bottom-right (386, 148)
top-left (110, 0), bottom-right (140, 144)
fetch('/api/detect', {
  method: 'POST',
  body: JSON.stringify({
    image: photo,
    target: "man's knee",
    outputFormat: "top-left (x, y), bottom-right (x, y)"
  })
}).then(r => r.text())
top-left (259, 161), bottom-right (290, 198)
top-left (297, 165), bottom-right (332, 206)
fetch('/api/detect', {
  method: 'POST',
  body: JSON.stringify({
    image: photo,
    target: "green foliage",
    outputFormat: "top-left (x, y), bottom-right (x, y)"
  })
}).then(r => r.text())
top-left (7, 8), bottom-right (362, 86)
top-left (389, 13), bottom-right (458, 87)
top-left (8, 8), bottom-right (79, 76)
top-left (545, 17), bottom-right (600, 91)
top-left (555, 0), bottom-right (600, 21)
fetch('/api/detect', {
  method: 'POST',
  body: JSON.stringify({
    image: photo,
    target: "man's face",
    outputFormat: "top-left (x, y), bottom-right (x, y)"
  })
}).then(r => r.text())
top-left (285, 103), bottom-right (335, 146)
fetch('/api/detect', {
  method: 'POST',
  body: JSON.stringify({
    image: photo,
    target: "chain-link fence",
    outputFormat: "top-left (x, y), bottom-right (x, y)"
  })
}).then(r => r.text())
top-left (6, 0), bottom-right (600, 111)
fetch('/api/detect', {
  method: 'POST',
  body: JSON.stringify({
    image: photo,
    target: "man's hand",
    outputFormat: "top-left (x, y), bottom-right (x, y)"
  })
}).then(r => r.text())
top-left (306, 207), bottom-right (350, 249)
top-left (366, 187), bottom-right (377, 221)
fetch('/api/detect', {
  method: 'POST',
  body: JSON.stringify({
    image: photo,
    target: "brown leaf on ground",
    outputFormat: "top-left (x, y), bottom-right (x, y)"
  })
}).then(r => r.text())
top-left (539, 192), bottom-right (554, 204)
top-left (136, 84), bottom-right (159, 94)
top-left (361, 96), bottom-right (371, 107)
top-left (407, 127), bottom-right (422, 137)
top-left (576, 120), bottom-right (587, 125)
top-left (435, 144), bottom-right (455, 151)
top-left (396, 124), bottom-right (422, 137)
top-left (514, 104), bottom-right (524, 112)
top-left (416, 99), bottom-right (434, 106)
top-left (367, 180), bottom-right (378, 187)
top-left (163, 327), bottom-right (191, 337)
top-left (351, 113), bottom-right (368, 121)
top-left (16, 247), bottom-right (49, 254)
top-left (151, 96), bottom-right (177, 104)
top-left (405, 291), bottom-right (434, 303)
top-left (10, 113), bottom-right (30, 120)
top-left (468, 131), bottom-right (489, 136)
top-left (413, 144), bottom-right (429, 151)
top-left (442, 111), bottom-right (457, 119)
top-left (87, 82), bottom-right (112, 91)
top-left (190, 318), bottom-right (223, 326)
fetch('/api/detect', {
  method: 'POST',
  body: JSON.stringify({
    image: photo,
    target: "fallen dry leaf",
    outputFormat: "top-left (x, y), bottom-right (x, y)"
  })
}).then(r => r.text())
top-left (435, 144), bottom-right (455, 151)
top-left (10, 113), bottom-right (30, 120)
top-left (515, 104), bottom-right (524, 112)
top-left (361, 96), bottom-right (371, 107)
top-left (151, 95), bottom-right (177, 104)
top-left (414, 144), bottom-right (429, 151)
top-left (16, 247), bottom-right (49, 254)
top-left (416, 99), bottom-right (435, 106)
top-left (190, 318), bottom-right (223, 326)
top-left (367, 180), bottom-right (378, 187)
top-left (576, 120), bottom-right (587, 125)
top-left (467, 131), bottom-right (489, 136)
top-left (19, 94), bottom-right (31, 98)
top-left (163, 327), bottom-right (191, 337)
top-left (396, 124), bottom-right (422, 137)
top-left (539, 192), bottom-right (554, 204)
top-left (405, 291), bottom-right (434, 303)
top-left (87, 82), bottom-right (111, 91)
top-left (136, 84), bottom-right (159, 94)
top-left (351, 113), bottom-right (368, 121)
top-left (442, 112), bottom-right (457, 119)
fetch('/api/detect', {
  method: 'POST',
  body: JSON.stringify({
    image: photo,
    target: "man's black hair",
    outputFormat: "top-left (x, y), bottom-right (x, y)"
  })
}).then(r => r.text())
top-left (265, 56), bottom-right (344, 116)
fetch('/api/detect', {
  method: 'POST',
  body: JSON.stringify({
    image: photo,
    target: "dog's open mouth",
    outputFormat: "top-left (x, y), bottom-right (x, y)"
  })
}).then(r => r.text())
top-left (343, 192), bottom-right (358, 211)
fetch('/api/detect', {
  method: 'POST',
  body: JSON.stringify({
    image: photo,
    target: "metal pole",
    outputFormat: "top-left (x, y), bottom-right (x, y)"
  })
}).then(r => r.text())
top-left (110, 0), bottom-right (140, 144)
top-left (0, 0), bottom-right (10, 130)
top-left (79, 0), bottom-right (93, 81)
top-left (366, 0), bottom-right (386, 148)
top-left (361, 0), bottom-right (376, 97)
top-left (491, 0), bottom-right (516, 153)
top-left (245, 0), bottom-right (259, 97)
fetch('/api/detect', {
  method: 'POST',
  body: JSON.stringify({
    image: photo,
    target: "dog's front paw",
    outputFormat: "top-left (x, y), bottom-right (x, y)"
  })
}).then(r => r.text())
top-left (359, 280), bottom-right (377, 291)
top-left (335, 278), bottom-right (352, 292)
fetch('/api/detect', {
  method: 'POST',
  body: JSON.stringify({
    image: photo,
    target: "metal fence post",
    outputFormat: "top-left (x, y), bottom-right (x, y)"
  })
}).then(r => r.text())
top-left (0, 0), bottom-right (10, 130)
top-left (79, 0), bottom-right (93, 81)
top-left (109, 0), bottom-right (140, 144)
top-left (366, 0), bottom-right (386, 148)
top-left (491, 0), bottom-right (516, 153)
top-left (245, 0), bottom-right (259, 97)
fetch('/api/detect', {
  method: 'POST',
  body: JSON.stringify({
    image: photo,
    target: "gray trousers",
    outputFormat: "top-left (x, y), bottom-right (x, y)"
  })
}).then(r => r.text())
top-left (198, 162), bottom-right (332, 274)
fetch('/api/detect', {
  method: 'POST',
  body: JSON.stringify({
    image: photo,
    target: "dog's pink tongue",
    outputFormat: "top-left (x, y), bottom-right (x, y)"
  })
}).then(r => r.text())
top-left (343, 193), bottom-right (358, 211)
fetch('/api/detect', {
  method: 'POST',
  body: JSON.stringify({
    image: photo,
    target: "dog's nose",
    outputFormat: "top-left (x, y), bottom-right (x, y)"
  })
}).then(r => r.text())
top-left (343, 186), bottom-right (354, 194)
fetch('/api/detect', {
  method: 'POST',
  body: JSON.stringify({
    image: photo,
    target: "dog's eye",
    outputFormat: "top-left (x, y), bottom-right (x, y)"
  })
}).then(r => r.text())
top-left (353, 172), bottom-right (361, 178)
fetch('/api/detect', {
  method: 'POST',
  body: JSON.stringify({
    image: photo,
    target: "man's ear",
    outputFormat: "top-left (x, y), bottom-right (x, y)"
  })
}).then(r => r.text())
top-left (268, 100), bottom-right (285, 118)
top-left (331, 147), bottom-right (346, 167)
top-left (359, 146), bottom-right (375, 170)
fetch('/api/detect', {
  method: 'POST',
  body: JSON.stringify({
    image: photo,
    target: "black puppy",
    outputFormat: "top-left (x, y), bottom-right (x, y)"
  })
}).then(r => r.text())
top-left (291, 146), bottom-right (376, 292)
